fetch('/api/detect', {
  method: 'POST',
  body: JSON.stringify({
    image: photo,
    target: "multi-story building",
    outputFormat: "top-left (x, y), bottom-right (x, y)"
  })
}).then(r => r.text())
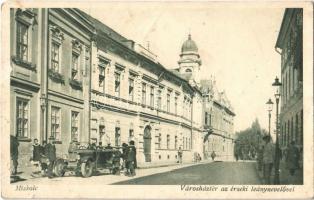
top-left (80, 11), bottom-right (204, 167)
top-left (275, 9), bottom-right (303, 153)
top-left (10, 8), bottom-right (94, 168)
top-left (10, 8), bottom-right (235, 169)
top-left (201, 79), bottom-right (236, 161)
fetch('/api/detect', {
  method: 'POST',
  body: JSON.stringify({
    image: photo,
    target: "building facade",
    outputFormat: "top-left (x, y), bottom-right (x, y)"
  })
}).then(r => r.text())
top-left (201, 79), bottom-right (236, 161)
top-left (10, 8), bottom-right (94, 168)
top-left (10, 8), bottom-right (235, 169)
top-left (82, 12), bottom-right (204, 167)
top-left (275, 9), bottom-right (303, 153)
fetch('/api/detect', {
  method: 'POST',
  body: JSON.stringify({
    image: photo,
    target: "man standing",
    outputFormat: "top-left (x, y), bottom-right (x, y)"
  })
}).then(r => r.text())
top-left (286, 141), bottom-right (300, 176)
top-left (262, 135), bottom-right (275, 184)
top-left (45, 136), bottom-right (56, 178)
top-left (126, 140), bottom-right (136, 176)
top-left (10, 135), bottom-right (19, 175)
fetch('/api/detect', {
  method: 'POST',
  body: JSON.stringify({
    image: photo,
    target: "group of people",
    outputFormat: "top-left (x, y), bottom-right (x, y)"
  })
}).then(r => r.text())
top-left (257, 135), bottom-right (301, 184)
top-left (121, 141), bottom-right (137, 176)
top-left (30, 136), bottom-right (57, 178)
top-left (10, 135), bottom-right (57, 178)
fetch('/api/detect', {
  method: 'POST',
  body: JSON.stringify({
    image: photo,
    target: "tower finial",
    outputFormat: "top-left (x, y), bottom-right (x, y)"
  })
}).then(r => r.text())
top-left (188, 28), bottom-right (191, 39)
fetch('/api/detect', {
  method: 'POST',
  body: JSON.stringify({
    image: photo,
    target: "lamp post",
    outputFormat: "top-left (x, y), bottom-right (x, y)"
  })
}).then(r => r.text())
top-left (272, 76), bottom-right (282, 185)
top-left (266, 98), bottom-right (274, 136)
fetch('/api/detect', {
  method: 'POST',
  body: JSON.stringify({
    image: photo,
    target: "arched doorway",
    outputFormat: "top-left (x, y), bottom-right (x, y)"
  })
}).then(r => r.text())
top-left (143, 126), bottom-right (152, 162)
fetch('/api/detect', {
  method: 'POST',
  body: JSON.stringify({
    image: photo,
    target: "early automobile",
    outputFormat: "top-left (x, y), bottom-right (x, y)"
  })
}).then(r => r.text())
top-left (53, 144), bottom-right (122, 178)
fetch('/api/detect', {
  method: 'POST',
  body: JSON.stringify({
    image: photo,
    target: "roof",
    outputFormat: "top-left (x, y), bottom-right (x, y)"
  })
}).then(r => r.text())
top-left (181, 34), bottom-right (198, 53)
top-left (76, 9), bottom-right (134, 49)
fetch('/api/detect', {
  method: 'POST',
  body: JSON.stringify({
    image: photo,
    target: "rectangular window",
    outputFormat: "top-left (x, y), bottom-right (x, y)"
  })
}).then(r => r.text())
top-left (51, 42), bottom-right (60, 72)
top-left (142, 83), bottom-right (146, 105)
top-left (98, 66), bottom-right (105, 92)
top-left (99, 125), bottom-right (105, 139)
top-left (16, 21), bottom-right (28, 61)
top-left (175, 96), bottom-right (178, 115)
top-left (150, 86), bottom-right (154, 107)
top-left (129, 78), bottom-right (134, 101)
top-left (175, 136), bottom-right (178, 149)
top-left (51, 106), bottom-right (61, 141)
top-left (129, 129), bottom-right (134, 138)
top-left (158, 133), bottom-right (161, 149)
top-left (295, 114), bottom-right (298, 145)
top-left (115, 127), bottom-right (121, 146)
top-left (16, 98), bottom-right (29, 137)
top-left (71, 111), bottom-right (79, 141)
top-left (205, 112), bottom-right (208, 125)
top-left (157, 90), bottom-right (162, 110)
top-left (114, 72), bottom-right (121, 97)
top-left (167, 93), bottom-right (170, 112)
top-left (167, 134), bottom-right (170, 149)
top-left (71, 53), bottom-right (79, 80)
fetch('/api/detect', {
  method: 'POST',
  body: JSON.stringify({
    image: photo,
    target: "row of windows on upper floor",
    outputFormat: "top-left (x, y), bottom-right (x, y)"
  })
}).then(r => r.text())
top-left (13, 18), bottom-right (88, 90)
top-left (281, 57), bottom-right (302, 106)
top-left (96, 57), bottom-right (193, 116)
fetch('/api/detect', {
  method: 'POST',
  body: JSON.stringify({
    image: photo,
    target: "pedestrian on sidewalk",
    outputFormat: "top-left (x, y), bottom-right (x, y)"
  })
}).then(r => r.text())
top-left (122, 143), bottom-right (129, 175)
top-left (286, 141), bottom-right (300, 176)
top-left (10, 135), bottom-right (19, 175)
top-left (262, 135), bottom-right (275, 184)
top-left (31, 138), bottom-right (42, 175)
top-left (211, 151), bottom-right (216, 161)
top-left (178, 147), bottom-right (183, 164)
top-left (40, 140), bottom-right (48, 176)
top-left (126, 140), bottom-right (136, 176)
top-left (45, 136), bottom-right (57, 178)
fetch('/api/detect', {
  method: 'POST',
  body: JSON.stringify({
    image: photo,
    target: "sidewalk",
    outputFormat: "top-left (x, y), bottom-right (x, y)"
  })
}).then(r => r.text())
top-left (11, 160), bottom-right (213, 184)
top-left (255, 160), bottom-right (303, 185)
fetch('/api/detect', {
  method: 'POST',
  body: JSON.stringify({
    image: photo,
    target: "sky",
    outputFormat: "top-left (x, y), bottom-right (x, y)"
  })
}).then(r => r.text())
top-left (81, 3), bottom-right (284, 134)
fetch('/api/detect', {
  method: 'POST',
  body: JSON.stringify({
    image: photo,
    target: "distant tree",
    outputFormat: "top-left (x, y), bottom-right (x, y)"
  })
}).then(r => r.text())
top-left (234, 119), bottom-right (268, 160)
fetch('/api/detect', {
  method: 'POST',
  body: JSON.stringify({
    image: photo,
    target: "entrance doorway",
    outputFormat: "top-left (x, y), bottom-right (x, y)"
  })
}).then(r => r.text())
top-left (143, 126), bottom-right (152, 162)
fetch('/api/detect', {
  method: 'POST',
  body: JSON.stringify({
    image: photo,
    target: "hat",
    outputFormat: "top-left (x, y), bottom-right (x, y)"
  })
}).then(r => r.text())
top-left (49, 136), bottom-right (55, 140)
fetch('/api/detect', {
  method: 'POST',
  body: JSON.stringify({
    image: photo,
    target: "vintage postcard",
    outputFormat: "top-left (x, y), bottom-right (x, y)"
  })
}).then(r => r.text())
top-left (1, 0), bottom-right (313, 199)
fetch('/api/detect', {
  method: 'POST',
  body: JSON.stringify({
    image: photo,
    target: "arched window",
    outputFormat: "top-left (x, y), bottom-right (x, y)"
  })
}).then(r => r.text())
top-left (185, 68), bottom-right (192, 73)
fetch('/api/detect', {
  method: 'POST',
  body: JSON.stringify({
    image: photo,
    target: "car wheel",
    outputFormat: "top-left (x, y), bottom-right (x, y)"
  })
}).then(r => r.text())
top-left (54, 159), bottom-right (67, 177)
top-left (81, 161), bottom-right (93, 178)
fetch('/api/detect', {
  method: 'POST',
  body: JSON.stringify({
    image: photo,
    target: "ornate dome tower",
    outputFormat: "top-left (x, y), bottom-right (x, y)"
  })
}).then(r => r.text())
top-left (178, 34), bottom-right (202, 85)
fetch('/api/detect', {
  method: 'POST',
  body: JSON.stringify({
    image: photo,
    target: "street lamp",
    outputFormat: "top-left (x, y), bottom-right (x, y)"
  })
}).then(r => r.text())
top-left (272, 76), bottom-right (282, 185)
top-left (266, 98), bottom-right (274, 136)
